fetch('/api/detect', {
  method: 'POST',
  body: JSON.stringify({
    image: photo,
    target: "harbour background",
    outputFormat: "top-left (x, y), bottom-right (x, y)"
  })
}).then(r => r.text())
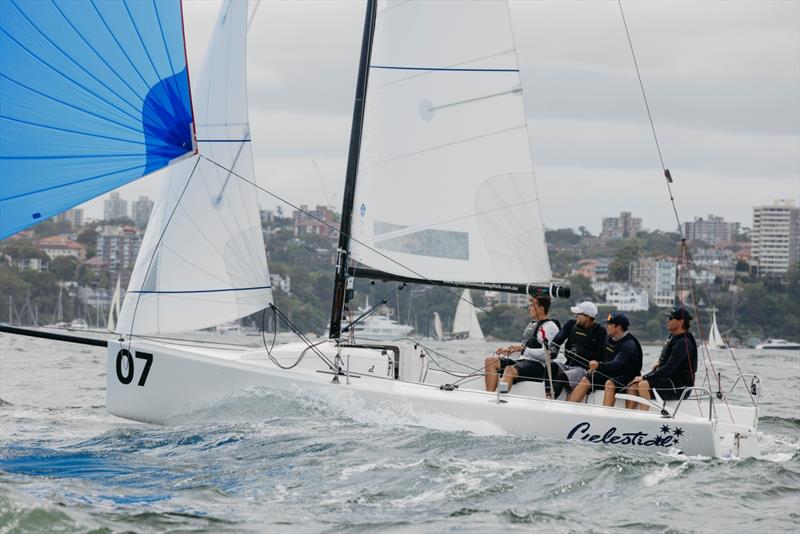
top-left (1, 333), bottom-right (798, 532)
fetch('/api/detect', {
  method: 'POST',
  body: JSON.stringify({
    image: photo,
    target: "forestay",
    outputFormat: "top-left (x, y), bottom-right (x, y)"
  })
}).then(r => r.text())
top-left (0, 0), bottom-right (193, 239)
top-left (349, 0), bottom-right (551, 285)
top-left (116, 1), bottom-right (271, 336)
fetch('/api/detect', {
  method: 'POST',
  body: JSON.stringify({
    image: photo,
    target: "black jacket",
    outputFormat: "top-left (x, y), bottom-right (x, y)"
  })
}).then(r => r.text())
top-left (550, 319), bottom-right (606, 369)
top-left (644, 332), bottom-right (698, 388)
top-left (596, 333), bottom-right (643, 383)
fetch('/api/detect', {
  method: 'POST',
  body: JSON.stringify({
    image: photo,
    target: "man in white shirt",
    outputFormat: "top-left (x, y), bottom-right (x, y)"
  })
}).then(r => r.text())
top-left (483, 296), bottom-right (560, 393)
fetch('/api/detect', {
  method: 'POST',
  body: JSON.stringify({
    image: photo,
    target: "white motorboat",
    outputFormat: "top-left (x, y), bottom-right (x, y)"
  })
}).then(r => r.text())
top-left (1, 0), bottom-right (762, 458)
top-left (351, 311), bottom-right (414, 341)
top-left (754, 339), bottom-right (800, 350)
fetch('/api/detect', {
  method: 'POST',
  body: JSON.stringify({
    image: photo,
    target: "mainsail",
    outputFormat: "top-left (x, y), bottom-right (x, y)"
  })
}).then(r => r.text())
top-left (0, 0), bottom-right (194, 239)
top-left (348, 0), bottom-right (551, 285)
top-left (116, 1), bottom-right (271, 335)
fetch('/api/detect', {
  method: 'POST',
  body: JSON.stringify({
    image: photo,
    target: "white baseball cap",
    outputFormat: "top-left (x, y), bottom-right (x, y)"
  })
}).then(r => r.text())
top-left (570, 301), bottom-right (598, 318)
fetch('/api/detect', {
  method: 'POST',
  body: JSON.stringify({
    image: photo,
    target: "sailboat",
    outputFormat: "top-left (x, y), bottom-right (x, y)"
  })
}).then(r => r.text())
top-left (451, 289), bottom-right (485, 340)
top-left (707, 308), bottom-right (727, 350)
top-left (432, 290), bottom-right (484, 340)
top-left (0, 0), bottom-right (761, 458)
top-left (107, 275), bottom-right (122, 332)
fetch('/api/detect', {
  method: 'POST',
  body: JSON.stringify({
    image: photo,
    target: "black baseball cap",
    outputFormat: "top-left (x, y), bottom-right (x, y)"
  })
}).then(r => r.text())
top-left (665, 307), bottom-right (693, 321)
top-left (606, 312), bottom-right (630, 328)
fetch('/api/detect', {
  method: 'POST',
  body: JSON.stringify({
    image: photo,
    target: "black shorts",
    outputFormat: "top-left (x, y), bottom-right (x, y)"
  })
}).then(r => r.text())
top-left (648, 378), bottom-right (686, 400)
top-left (513, 359), bottom-right (546, 382)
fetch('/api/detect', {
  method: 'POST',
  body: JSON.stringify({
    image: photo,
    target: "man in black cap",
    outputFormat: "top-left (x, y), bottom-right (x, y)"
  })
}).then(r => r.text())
top-left (627, 307), bottom-right (698, 411)
top-left (567, 312), bottom-right (642, 406)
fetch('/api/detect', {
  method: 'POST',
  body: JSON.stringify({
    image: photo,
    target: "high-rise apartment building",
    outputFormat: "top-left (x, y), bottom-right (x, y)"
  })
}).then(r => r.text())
top-left (630, 256), bottom-right (676, 308)
top-left (103, 192), bottom-right (128, 221)
top-left (53, 208), bottom-right (84, 229)
top-left (600, 212), bottom-right (642, 240)
top-left (96, 225), bottom-right (140, 272)
top-left (131, 196), bottom-right (154, 228)
top-left (751, 199), bottom-right (799, 276)
top-left (683, 214), bottom-right (739, 245)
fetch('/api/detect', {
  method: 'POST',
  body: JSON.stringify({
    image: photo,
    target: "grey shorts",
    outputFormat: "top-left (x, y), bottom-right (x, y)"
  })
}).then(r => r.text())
top-left (560, 366), bottom-right (588, 390)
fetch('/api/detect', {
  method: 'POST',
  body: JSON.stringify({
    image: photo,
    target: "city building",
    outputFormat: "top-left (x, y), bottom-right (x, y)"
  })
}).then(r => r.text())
top-left (38, 236), bottom-right (87, 261)
top-left (96, 225), bottom-right (141, 272)
top-left (270, 273), bottom-right (291, 294)
top-left (690, 248), bottom-right (736, 286)
top-left (751, 199), bottom-right (800, 276)
top-left (130, 196), bottom-right (154, 228)
top-left (293, 205), bottom-right (337, 239)
top-left (53, 208), bottom-right (84, 229)
top-left (683, 215), bottom-right (739, 246)
top-left (592, 281), bottom-right (649, 311)
top-left (600, 211), bottom-right (642, 240)
top-left (631, 256), bottom-right (676, 308)
top-left (103, 192), bottom-right (128, 221)
top-left (572, 258), bottom-right (610, 282)
top-left (484, 291), bottom-right (528, 309)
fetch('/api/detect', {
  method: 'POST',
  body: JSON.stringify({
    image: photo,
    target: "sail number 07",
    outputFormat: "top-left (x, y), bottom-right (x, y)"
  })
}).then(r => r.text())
top-left (116, 350), bottom-right (153, 386)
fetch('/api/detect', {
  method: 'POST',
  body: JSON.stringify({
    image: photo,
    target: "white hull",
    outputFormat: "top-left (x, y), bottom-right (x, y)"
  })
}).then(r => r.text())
top-left (755, 339), bottom-right (800, 350)
top-left (107, 338), bottom-right (759, 458)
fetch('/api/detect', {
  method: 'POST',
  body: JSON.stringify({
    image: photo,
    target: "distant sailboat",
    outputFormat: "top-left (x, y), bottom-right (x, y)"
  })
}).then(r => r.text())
top-left (708, 308), bottom-right (726, 349)
top-left (107, 275), bottom-right (122, 332)
top-left (432, 312), bottom-right (445, 340)
top-left (451, 289), bottom-right (484, 340)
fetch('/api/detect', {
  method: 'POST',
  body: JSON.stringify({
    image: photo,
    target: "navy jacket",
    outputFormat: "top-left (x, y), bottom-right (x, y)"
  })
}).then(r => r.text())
top-left (596, 333), bottom-right (643, 383)
top-left (644, 332), bottom-right (698, 388)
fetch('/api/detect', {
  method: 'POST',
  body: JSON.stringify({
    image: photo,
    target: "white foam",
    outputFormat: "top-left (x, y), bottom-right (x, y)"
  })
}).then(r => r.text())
top-left (643, 462), bottom-right (688, 487)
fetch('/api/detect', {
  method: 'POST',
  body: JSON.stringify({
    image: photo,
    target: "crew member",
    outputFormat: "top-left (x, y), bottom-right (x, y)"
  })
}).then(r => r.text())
top-left (567, 312), bottom-right (642, 406)
top-left (627, 307), bottom-right (698, 410)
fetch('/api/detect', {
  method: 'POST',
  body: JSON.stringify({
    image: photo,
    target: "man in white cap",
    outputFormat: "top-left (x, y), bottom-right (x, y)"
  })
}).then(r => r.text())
top-left (545, 301), bottom-right (607, 398)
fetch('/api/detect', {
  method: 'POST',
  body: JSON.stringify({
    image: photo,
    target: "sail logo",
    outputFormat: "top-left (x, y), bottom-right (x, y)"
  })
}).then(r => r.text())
top-left (360, 203), bottom-right (367, 218)
top-left (567, 422), bottom-right (682, 448)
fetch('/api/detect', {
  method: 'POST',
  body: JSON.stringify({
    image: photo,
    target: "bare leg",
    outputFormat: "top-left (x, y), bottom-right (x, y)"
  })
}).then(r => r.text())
top-left (502, 365), bottom-right (517, 393)
top-left (484, 355), bottom-right (501, 392)
top-left (624, 384), bottom-right (637, 409)
top-left (638, 379), bottom-right (652, 411)
top-left (568, 377), bottom-right (592, 403)
top-left (603, 380), bottom-right (617, 407)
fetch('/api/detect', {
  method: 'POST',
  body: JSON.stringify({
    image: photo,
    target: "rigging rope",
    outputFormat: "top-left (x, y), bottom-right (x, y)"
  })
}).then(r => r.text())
top-left (618, 0), bottom-right (752, 418)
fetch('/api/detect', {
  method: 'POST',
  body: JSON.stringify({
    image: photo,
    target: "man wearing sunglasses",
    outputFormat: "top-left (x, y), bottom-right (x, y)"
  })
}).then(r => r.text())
top-left (626, 307), bottom-right (698, 410)
top-left (567, 312), bottom-right (643, 406)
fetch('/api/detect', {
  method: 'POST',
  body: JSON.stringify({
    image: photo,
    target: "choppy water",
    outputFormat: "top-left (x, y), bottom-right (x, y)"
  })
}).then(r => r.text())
top-left (1, 333), bottom-right (798, 532)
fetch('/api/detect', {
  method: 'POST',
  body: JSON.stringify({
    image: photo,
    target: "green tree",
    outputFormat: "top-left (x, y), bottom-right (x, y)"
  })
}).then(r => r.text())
top-left (50, 256), bottom-right (79, 281)
top-left (608, 242), bottom-right (638, 282)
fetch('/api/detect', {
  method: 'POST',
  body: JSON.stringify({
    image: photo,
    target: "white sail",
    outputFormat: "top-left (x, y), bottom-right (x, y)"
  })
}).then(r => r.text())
top-left (708, 309), bottom-right (726, 349)
top-left (452, 289), bottom-right (484, 340)
top-left (432, 312), bottom-right (444, 340)
top-left (107, 275), bottom-right (121, 332)
top-left (348, 0), bottom-right (551, 285)
top-left (116, 1), bottom-right (272, 335)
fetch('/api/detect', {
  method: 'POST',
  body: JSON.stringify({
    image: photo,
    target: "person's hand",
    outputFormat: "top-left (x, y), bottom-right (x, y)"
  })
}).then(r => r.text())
top-left (627, 376), bottom-right (643, 386)
top-left (588, 360), bottom-right (599, 372)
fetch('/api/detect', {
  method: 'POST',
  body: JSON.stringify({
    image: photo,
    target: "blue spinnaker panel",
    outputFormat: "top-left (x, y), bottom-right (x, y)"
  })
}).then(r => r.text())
top-left (0, 0), bottom-right (194, 239)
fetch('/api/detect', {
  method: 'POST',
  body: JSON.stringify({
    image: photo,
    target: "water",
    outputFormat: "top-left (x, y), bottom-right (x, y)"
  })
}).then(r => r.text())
top-left (1, 333), bottom-right (798, 532)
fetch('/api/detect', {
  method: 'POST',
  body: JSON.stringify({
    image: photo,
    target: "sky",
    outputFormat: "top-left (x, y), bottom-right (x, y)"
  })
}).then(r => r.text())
top-left (82, 0), bottom-right (800, 235)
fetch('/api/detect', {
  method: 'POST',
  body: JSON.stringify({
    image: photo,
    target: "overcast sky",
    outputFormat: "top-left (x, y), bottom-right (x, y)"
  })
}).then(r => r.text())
top-left (84, 0), bottom-right (800, 234)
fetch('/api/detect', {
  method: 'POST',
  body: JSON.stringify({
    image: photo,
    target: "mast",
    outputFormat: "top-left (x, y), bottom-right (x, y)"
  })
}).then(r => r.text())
top-left (329, 0), bottom-right (378, 340)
